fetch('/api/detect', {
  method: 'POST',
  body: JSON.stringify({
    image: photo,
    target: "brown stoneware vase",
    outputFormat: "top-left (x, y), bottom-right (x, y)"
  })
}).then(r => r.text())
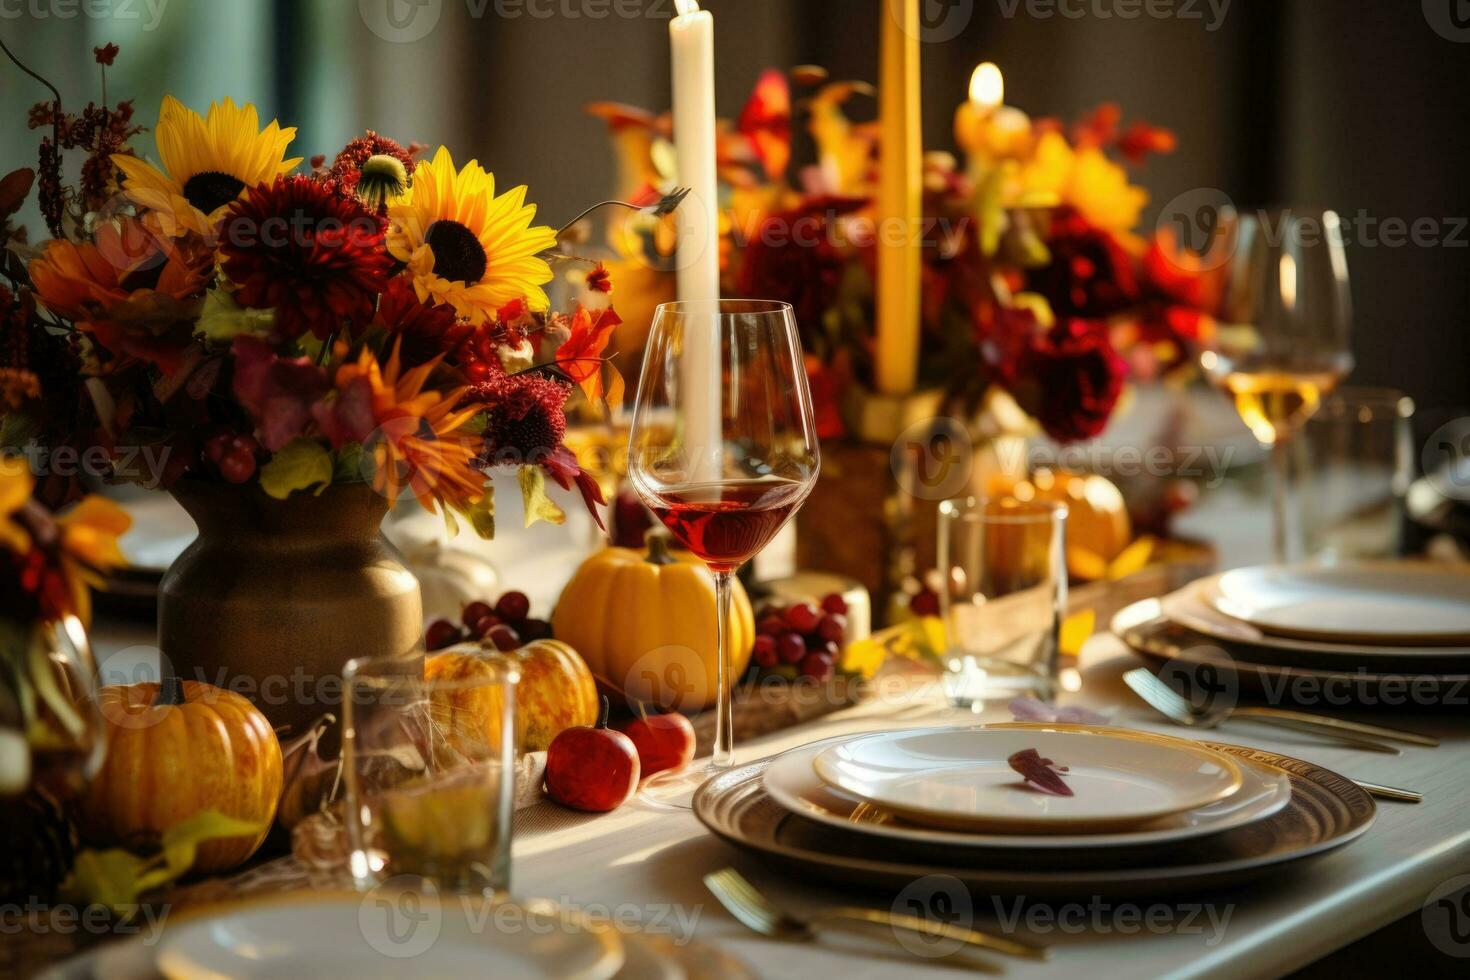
top-left (158, 480), bottom-right (422, 745)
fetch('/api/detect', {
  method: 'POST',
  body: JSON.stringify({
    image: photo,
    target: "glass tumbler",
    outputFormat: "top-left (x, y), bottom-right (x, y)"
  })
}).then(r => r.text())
top-left (937, 496), bottom-right (1068, 707)
top-left (1299, 386), bottom-right (1415, 561)
top-left (343, 652), bottom-right (518, 897)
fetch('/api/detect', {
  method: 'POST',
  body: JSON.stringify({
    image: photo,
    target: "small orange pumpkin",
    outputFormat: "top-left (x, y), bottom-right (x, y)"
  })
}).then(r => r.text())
top-left (82, 679), bottom-right (283, 873)
top-left (427, 639), bottom-right (597, 752)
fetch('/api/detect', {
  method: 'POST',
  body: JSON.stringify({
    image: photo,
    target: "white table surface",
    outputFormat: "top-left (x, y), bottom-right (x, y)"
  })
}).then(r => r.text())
top-left (490, 634), bottom-right (1470, 980)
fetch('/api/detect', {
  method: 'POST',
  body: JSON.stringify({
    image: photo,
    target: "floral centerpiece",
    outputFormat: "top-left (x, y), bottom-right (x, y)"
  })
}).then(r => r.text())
top-left (588, 66), bottom-right (1205, 444)
top-left (0, 43), bottom-right (634, 735)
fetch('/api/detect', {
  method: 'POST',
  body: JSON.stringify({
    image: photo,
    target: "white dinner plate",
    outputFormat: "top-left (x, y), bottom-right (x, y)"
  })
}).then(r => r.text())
top-left (811, 726), bottom-right (1244, 834)
top-left (765, 730), bottom-right (1290, 849)
top-left (1211, 562), bottom-right (1470, 646)
top-left (154, 893), bottom-right (624, 980)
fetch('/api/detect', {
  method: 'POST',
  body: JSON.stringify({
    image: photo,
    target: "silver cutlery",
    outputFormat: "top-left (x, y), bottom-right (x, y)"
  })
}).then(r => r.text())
top-left (703, 867), bottom-right (1047, 962)
top-left (1350, 780), bottom-right (1424, 803)
top-left (1121, 667), bottom-right (1433, 754)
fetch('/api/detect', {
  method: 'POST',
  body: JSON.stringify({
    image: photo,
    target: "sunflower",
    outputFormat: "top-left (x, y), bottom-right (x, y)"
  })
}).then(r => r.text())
top-left (387, 147), bottom-right (557, 324)
top-left (112, 96), bottom-right (302, 237)
top-left (321, 343), bottom-right (485, 514)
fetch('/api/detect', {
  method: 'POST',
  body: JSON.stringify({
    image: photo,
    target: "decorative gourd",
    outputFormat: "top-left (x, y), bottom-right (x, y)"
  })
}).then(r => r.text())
top-left (427, 638), bottom-right (597, 752)
top-left (989, 468), bottom-right (1132, 578)
top-left (551, 531), bottom-right (755, 713)
top-left (81, 679), bottom-right (283, 873)
top-left (404, 543), bottom-right (501, 623)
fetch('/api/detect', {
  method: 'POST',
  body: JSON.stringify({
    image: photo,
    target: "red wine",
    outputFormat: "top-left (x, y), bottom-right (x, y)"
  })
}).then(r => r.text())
top-left (648, 478), bottom-right (809, 572)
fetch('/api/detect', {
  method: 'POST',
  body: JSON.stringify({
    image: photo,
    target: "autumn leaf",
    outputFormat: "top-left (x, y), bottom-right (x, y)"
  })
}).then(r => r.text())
top-left (518, 464), bottom-right (566, 528)
top-left (555, 305), bottom-right (620, 401)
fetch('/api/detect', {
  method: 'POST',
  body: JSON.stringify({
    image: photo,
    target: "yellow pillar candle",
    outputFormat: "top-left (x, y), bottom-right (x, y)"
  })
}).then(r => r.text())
top-left (875, 0), bottom-right (922, 395)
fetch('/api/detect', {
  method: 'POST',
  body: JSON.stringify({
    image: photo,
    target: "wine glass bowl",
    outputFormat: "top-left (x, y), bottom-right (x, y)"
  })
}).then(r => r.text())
top-left (627, 299), bottom-right (820, 803)
top-left (1201, 208), bottom-right (1353, 559)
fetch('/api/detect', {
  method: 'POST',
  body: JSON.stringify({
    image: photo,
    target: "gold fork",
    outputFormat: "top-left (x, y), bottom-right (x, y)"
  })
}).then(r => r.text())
top-left (703, 867), bottom-right (1047, 962)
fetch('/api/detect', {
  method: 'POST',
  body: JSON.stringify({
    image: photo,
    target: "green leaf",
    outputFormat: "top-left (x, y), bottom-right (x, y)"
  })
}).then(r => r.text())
top-left (0, 409), bottom-right (39, 450)
top-left (157, 811), bottom-right (265, 880)
top-left (258, 439), bottom-right (334, 500)
top-left (332, 442), bottom-right (365, 482)
top-left (67, 848), bottom-right (152, 911)
top-left (460, 489), bottom-right (495, 540)
top-left (196, 288), bottom-right (275, 341)
top-left (518, 465), bottom-right (565, 529)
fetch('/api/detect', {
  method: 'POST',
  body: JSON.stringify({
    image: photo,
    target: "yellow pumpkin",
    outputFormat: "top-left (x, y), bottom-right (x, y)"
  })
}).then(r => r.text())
top-left (989, 468), bottom-right (1132, 579)
top-left (551, 531), bottom-right (755, 713)
top-left (427, 639), bottom-right (597, 752)
top-left (82, 679), bottom-right (283, 873)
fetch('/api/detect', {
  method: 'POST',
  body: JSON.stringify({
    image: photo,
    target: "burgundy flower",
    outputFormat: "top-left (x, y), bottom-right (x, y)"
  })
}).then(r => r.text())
top-left (330, 131), bottom-right (417, 211)
top-left (231, 335), bottom-right (332, 451)
top-left (471, 370), bottom-right (571, 465)
top-left (219, 175), bottom-right (392, 341)
top-left (1008, 318), bottom-right (1126, 443)
top-left (376, 276), bottom-right (472, 368)
top-left (736, 197), bottom-right (866, 337)
top-left (1027, 206), bottom-right (1138, 320)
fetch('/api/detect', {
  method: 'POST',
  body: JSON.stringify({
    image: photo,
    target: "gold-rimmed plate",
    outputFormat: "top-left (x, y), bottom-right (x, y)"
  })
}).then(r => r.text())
top-left (809, 725), bottom-right (1245, 834)
top-left (694, 742), bottom-right (1374, 899)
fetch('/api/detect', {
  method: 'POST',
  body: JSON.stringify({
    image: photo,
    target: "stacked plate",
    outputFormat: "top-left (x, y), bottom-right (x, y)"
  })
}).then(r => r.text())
top-left (1113, 561), bottom-right (1470, 703)
top-left (694, 723), bottom-right (1375, 898)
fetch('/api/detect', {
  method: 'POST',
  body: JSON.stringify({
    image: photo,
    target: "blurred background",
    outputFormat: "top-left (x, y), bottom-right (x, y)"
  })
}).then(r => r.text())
top-left (3, 0), bottom-right (1468, 411)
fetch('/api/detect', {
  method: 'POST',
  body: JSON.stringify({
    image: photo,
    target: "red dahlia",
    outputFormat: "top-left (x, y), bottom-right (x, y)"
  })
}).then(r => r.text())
top-left (470, 371), bottom-right (571, 466)
top-left (376, 276), bottom-right (473, 367)
top-left (1011, 319), bottom-right (1127, 443)
top-left (1026, 206), bottom-right (1139, 320)
top-left (220, 175), bottom-right (392, 341)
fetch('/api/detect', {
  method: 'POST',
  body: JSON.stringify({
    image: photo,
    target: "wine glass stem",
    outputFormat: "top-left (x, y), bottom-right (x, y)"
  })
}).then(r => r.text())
top-left (1270, 437), bottom-right (1292, 563)
top-left (711, 569), bottom-right (735, 770)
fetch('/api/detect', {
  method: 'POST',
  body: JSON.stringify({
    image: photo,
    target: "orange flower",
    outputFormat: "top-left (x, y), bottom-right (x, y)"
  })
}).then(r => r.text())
top-left (324, 343), bottom-right (485, 514)
top-left (555, 305), bottom-right (620, 401)
top-left (28, 219), bottom-right (209, 322)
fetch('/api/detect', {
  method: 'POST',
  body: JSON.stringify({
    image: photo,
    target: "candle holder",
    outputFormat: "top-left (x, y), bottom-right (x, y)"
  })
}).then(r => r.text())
top-left (796, 384), bottom-right (1030, 625)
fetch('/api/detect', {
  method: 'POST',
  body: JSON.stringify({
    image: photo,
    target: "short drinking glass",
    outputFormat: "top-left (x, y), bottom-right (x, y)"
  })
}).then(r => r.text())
top-left (343, 652), bottom-right (518, 897)
top-left (937, 496), bottom-right (1067, 707)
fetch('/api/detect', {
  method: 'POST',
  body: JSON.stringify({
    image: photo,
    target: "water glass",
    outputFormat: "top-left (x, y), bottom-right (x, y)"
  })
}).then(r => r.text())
top-left (1299, 387), bottom-right (1415, 561)
top-left (937, 496), bottom-right (1067, 706)
top-left (343, 652), bottom-right (518, 897)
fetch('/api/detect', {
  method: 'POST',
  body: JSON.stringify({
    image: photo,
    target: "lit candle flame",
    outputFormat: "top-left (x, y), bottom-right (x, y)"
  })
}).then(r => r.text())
top-left (674, 0), bottom-right (700, 16)
top-left (970, 62), bottom-right (1003, 110)
top-left (1279, 253), bottom-right (1298, 311)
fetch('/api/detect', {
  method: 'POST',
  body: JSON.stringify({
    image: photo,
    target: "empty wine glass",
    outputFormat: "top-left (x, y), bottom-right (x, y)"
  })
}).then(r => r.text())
top-left (1202, 208), bottom-right (1354, 561)
top-left (626, 299), bottom-right (820, 807)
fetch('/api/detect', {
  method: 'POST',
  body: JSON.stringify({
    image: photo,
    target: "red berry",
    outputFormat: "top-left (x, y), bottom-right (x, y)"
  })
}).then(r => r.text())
top-left (911, 589), bottom-right (941, 617)
top-left (425, 619), bottom-right (462, 651)
top-left (752, 634), bottom-right (779, 668)
top-left (203, 433), bottom-right (232, 464)
top-left (462, 601), bottom-right (494, 628)
top-left (463, 360), bottom-right (491, 382)
top-left (757, 615), bottom-right (786, 637)
top-left (820, 640), bottom-right (841, 659)
top-left (485, 624), bottom-right (521, 651)
top-left (776, 632), bottom-right (806, 665)
top-left (817, 613), bottom-right (847, 644)
top-left (784, 602), bottom-right (821, 634)
top-left (470, 614), bottom-right (502, 639)
top-left (820, 593), bottom-right (848, 616)
top-left (219, 447), bottom-right (256, 484)
top-left (495, 590), bottom-right (531, 624)
top-left (520, 618), bottom-right (553, 641)
top-left (799, 651), bottom-right (835, 681)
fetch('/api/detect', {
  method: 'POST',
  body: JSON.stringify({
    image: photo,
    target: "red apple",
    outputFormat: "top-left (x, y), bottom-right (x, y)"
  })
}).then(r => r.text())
top-left (545, 696), bottom-right (640, 812)
top-left (619, 711), bottom-right (696, 776)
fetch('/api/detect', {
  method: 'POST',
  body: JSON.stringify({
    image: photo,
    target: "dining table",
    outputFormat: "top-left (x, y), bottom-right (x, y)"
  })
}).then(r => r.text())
top-left (46, 471), bottom-right (1470, 979)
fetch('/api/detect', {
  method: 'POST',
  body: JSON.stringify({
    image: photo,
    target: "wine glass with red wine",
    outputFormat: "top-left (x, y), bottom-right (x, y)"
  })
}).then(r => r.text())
top-left (627, 299), bottom-right (820, 806)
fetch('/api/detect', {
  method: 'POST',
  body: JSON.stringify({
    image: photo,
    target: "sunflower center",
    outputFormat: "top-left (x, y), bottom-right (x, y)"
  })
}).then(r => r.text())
top-left (425, 220), bottom-right (487, 284)
top-left (182, 171), bottom-right (246, 215)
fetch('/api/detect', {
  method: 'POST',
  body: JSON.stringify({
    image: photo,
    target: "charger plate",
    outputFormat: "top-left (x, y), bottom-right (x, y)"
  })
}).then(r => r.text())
top-left (694, 743), bottom-right (1374, 899)
top-left (1114, 598), bottom-right (1470, 706)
